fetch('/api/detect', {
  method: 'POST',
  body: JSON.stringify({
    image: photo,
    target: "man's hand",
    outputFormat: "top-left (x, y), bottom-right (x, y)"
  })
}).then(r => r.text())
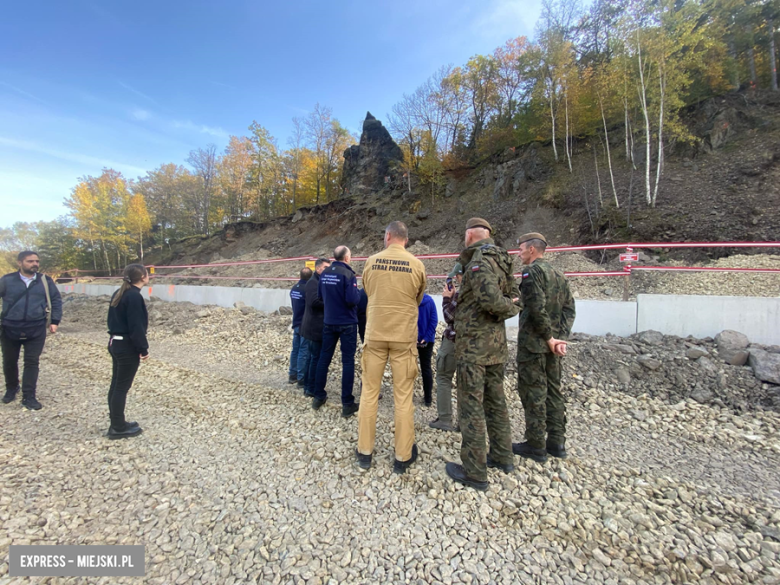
top-left (442, 284), bottom-right (455, 299)
top-left (140, 353), bottom-right (150, 362)
top-left (546, 337), bottom-right (567, 356)
top-left (49, 324), bottom-right (58, 334)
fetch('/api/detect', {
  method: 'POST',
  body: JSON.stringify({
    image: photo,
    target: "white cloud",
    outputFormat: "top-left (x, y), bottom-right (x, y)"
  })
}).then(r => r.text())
top-left (0, 136), bottom-right (147, 175)
top-left (171, 120), bottom-right (229, 139)
top-left (117, 81), bottom-right (158, 105)
top-left (132, 108), bottom-right (150, 121)
top-left (0, 82), bottom-right (48, 106)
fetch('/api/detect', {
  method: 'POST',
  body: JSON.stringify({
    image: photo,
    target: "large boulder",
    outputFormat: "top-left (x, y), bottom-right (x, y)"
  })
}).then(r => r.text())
top-left (748, 349), bottom-right (780, 385)
top-left (715, 330), bottom-right (750, 366)
top-left (342, 112), bottom-right (404, 197)
top-left (636, 330), bottom-right (664, 346)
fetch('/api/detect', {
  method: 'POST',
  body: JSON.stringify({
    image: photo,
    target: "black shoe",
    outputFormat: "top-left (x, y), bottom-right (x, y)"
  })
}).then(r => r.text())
top-left (445, 462), bottom-right (488, 491)
top-left (512, 442), bottom-right (548, 463)
top-left (288, 374), bottom-right (298, 384)
top-left (2, 386), bottom-right (19, 404)
top-left (297, 381), bottom-right (305, 389)
top-left (486, 454), bottom-right (515, 474)
top-left (546, 441), bottom-right (568, 459)
top-left (428, 418), bottom-right (458, 432)
top-left (109, 421), bottom-right (140, 433)
top-left (303, 389), bottom-right (314, 397)
top-left (355, 449), bottom-right (372, 470)
top-left (107, 426), bottom-right (143, 439)
top-left (312, 397), bottom-right (327, 410)
top-left (342, 402), bottom-right (359, 418)
top-left (393, 444), bottom-right (419, 474)
top-left (424, 400), bottom-right (432, 407)
top-left (21, 396), bottom-right (42, 410)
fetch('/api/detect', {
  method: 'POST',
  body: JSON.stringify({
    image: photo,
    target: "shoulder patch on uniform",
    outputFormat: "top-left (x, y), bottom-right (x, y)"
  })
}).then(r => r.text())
top-left (471, 265), bottom-right (480, 271)
top-left (522, 272), bottom-right (530, 279)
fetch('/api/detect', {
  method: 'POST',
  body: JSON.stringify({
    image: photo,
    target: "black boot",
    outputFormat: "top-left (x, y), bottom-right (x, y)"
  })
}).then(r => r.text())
top-left (107, 426), bottom-right (143, 439)
top-left (2, 386), bottom-right (19, 404)
top-left (21, 393), bottom-right (42, 410)
top-left (486, 454), bottom-right (515, 473)
top-left (342, 402), bottom-right (359, 418)
top-left (355, 449), bottom-right (372, 470)
top-left (393, 444), bottom-right (419, 474)
top-left (512, 442), bottom-right (548, 463)
top-left (546, 440), bottom-right (568, 459)
top-left (445, 462), bottom-right (488, 491)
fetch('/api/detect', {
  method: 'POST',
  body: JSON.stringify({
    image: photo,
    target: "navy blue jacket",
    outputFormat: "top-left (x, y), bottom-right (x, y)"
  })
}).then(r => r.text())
top-left (300, 272), bottom-right (325, 342)
top-left (318, 261), bottom-right (360, 326)
top-left (417, 294), bottom-right (438, 343)
top-left (290, 279), bottom-right (307, 329)
top-left (0, 272), bottom-right (62, 328)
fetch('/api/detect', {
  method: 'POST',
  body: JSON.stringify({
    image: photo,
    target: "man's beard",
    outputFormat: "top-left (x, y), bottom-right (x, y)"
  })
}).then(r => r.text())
top-left (22, 266), bottom-right (39, 275)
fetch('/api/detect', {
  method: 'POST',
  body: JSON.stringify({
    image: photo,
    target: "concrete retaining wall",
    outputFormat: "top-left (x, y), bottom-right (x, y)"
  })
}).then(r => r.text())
top-left (58, 285), bottom-right (779, 344)
top-left (58, 283), bottom-right (292, 313)
top-left (637, 294), bottom-right (780, 346)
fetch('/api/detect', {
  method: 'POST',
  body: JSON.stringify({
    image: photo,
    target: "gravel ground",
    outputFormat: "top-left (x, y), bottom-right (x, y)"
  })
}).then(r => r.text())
top-left (1, 296), bottom-right (780, 585)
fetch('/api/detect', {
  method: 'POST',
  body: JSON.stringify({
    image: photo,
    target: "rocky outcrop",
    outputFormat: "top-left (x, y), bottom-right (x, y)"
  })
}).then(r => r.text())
top-left (342, 112), bottom-right (404, 196)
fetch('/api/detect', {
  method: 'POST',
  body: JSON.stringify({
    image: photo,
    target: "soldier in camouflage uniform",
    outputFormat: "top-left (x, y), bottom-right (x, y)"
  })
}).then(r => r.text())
top-left (513, 233), bottom-right (576, 463)
top-left (445, 218), bottom-right (520, 491)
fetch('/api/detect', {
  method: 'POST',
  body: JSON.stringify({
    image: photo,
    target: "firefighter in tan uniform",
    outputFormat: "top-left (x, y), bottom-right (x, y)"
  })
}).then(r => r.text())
top-left (356, 221), bottom-right (427, 474)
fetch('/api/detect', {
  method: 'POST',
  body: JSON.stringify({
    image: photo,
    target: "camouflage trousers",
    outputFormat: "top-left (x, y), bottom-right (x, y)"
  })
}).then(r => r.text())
top-left (516, 351), bottom-right (565, 448)
top-left (456, 361), bottom-right (513, 482)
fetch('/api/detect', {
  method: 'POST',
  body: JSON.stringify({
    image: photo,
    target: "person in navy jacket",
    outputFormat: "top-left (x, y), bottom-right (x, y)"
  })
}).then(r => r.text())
top-left (288, 267), bottom-right (312, 385)
top-left (312, 245), bottom-right (361, 417)
top-left (417, 293), bottom-right (438, 406)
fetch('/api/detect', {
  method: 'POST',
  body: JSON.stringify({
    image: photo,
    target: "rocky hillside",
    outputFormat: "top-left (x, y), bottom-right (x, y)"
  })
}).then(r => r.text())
top-left (146, 90), bottom-right (780, 271)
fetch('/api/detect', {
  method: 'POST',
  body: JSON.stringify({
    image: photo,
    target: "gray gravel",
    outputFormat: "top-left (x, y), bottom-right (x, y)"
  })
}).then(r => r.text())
top-left (1, 295), bottom-right (779, 584)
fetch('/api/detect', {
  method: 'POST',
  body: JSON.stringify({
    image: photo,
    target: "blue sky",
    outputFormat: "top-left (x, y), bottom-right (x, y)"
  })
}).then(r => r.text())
top-left (0, 0), bottom-right (542, 226)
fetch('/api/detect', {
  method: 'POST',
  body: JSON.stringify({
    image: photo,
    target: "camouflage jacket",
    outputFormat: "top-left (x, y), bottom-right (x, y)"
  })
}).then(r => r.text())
top-left (454, 238), bottom-right (520, 365)
top-left (517, 258), bottom-right (576, 357)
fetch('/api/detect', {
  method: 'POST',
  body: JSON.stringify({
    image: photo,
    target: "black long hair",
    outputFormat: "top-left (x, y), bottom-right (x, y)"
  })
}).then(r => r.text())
top-left (110, 264), bottom-right (148, 307)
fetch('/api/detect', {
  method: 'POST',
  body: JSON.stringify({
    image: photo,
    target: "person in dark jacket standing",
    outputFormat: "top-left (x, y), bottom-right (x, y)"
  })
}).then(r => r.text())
top-left (300, 258), bottom-right (330, 397)
top-left (416, 293), bottom-right (438, 407)
top-left (513, 233), bottom-right (576, 462)
top-left (288, 267), bottom-right (312, 385)
top-left (429, 263), bottom-right (462, 432)
top-left (106, 264), bottom-right (149, 439)
top-left (312, 246), bottom-right (361, 417)
top-left (357, 287), bottom-right (368, 344)
top-left (1, 251), bottom-right (62, 410)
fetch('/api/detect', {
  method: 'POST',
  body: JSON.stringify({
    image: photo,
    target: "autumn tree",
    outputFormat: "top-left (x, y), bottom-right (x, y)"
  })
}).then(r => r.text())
top-left (187, 145), bottom-right (218, 235)
top-left (125, 194), bottom-right (152, 261)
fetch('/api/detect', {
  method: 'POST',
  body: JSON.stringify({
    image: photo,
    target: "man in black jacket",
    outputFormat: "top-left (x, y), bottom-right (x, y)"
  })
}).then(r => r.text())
top-left (312, 245), bottom-right (361, 417)
top-left (300, 258), bottom-right (330, 397)
top-left (0, 251), bottom-right (63, 410)
top-left (288, 267), bottom-right (312, 385)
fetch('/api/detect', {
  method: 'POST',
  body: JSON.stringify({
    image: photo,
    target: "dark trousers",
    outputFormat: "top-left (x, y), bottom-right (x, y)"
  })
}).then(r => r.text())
top-left (417, 342), bottom-right (435, 403)
top-left (108, 341), bottom-right (140, 431)
top-left (1, 327), bottom-right (47, 396)
top-left (457, 362), bottom-right (513, 482)
top-left (517, 351), bottom-right (565, 447)
top-left (313, 323), bottom-right (357, 405)
top-left (302, 338), bottom-right (322, 395)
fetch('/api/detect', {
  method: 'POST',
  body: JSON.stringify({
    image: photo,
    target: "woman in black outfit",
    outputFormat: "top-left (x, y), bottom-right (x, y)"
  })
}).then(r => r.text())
top-left (106, 264), bottom-right (149, 439)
